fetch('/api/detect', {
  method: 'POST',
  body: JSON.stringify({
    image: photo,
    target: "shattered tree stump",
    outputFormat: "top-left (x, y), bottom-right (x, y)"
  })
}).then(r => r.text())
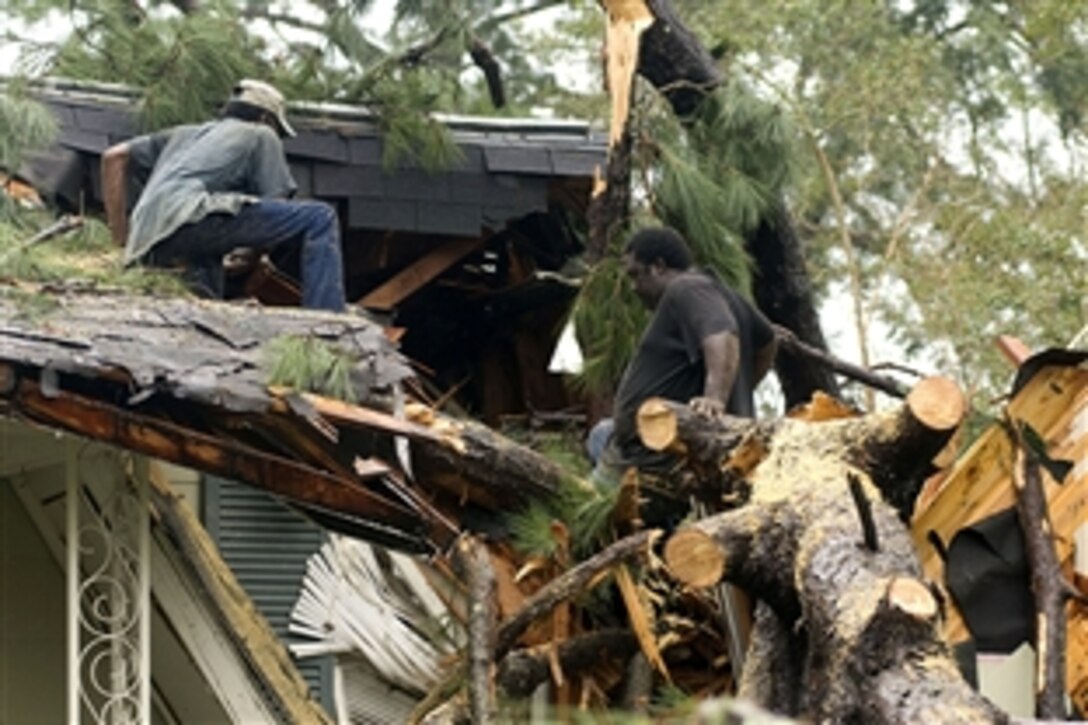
top-left (646, 378), bottom-right (1007, 723)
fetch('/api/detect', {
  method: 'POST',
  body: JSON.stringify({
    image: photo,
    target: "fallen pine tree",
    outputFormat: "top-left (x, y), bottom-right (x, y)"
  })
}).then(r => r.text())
top-left (389, 377), bottom-right (1013, 723)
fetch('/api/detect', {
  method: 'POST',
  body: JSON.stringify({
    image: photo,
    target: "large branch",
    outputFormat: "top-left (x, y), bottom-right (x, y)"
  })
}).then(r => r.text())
top-left (455, 536), bottom-right (497, 724)
top-left (773, 324), bottom-right (908, 399)
top-left (494, 529), bottom-right (659, 659)
top-left (638, 376), bottom-right (965, 521)
top-left (639, 0), bottom-right (724, 117)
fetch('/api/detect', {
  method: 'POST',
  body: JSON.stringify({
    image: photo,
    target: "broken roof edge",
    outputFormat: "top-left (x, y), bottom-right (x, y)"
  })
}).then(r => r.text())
top-left (2, 74), bottom-right (605, 140)
top-left (147, 462), bottom-right (335, 725)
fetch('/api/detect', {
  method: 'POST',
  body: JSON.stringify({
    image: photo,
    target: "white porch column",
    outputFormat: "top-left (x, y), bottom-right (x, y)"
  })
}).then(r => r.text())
top-left (66, 443), bottom-right (152, 724)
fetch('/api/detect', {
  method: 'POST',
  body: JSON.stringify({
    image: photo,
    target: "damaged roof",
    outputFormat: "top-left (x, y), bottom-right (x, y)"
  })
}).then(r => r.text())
top-left (0, 288), bottom-right (461, 552)
top-left (16, 77), bottom-right (606, 238)
top-left (0, 285), bottom-right (575, 553)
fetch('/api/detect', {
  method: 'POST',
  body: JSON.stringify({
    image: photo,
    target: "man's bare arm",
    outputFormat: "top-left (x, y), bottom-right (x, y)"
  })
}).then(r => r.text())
top-left (690, 330), bottom-right (739, 417)
top-left (101, 142), bottom-right (131, 246)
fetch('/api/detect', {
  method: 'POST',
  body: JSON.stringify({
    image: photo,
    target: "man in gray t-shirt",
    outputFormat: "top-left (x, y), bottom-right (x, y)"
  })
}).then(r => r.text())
top-left (589, 226), bottom-right (777, 477)
top-left (102, 79), bottom-right (346, 311)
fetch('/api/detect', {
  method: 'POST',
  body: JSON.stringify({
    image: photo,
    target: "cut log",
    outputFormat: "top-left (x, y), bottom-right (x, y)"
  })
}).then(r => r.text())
top-left (640, 377), bottom-right (966, 521)
top-left (848, 375), bottom-right (966, 520)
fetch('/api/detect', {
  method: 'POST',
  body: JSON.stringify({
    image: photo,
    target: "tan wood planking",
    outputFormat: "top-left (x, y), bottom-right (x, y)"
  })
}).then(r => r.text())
top-left (910, 364), bottom-right (1088, 710)
top-left (359, 236), bottom-right (485, 311)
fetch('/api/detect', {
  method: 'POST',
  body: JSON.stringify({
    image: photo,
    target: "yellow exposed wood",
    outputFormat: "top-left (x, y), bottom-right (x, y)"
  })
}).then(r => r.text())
top-left (602, 0), bottom-right (653, 148)
top-left (911, 362), bottom-right (1088, 711)
top-left (615, 563), bottom-right (670, 680)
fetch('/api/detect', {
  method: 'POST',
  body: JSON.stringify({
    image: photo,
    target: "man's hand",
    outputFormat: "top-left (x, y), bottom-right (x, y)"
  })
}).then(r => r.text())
top-left (690, 395), bottom-right (726, 418)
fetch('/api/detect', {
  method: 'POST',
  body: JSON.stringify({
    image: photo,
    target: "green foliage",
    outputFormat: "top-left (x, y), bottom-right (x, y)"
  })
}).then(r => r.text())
top-left (263, 334), bottom-right (361, 403)
top-left (571, 79), bottom-right (798, 397)
top-left (368, 75), bottom-right (464, 172)
top-left (0, 83), bottom-right (57, 173)
top-left (51, 5), bottom-right (263, 130)
top-left (685, 0), bottom-right (1087, 409)
top-left (650, 683), bottom-right (697, 717)
top-left (570, 255), bottom-right (649, 395)
top-left (508, 476), bottom-right (618, 561)
top-left (653, 142), bottom-right (753, 293)
top-left (0, 209), bottom-right (189, 296)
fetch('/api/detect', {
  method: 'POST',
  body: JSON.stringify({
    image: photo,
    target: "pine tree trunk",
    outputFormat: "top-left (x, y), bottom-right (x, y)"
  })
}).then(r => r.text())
top-left (654, 378), bottom-right (1002, 723)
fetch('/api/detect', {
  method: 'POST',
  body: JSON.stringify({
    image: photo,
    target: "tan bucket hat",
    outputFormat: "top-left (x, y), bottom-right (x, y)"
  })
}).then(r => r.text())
top-left (232, 79), bottom-right (296, 138)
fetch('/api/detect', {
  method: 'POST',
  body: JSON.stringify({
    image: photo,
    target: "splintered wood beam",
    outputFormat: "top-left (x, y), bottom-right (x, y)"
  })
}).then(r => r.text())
top-left (282, 390), bottom-right (446, 444)
top-left (291, 389), bottom-right (574, 507)
top-left (145, 463), bottom-right (335, 725)
top-left (9, 381), bottom-right (430, 542)
top-left (359, 236), bottom-right (486, 311)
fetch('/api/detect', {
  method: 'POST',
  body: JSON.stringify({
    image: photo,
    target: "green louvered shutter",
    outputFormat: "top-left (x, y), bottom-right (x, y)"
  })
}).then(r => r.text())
top-left (203, 476), bottom-right (335, 715)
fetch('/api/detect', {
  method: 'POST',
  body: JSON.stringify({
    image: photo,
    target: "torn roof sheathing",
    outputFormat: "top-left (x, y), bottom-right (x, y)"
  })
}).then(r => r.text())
top-left (0, 288), bottom-right (463, 552)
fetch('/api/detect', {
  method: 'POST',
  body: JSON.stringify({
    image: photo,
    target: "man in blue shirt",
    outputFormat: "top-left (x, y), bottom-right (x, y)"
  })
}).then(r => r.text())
top-left (102, 79), bottom-right (346, 311)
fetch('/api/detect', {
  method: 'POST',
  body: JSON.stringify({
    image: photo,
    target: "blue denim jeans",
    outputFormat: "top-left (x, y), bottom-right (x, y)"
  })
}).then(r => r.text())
top-left (147, 199), bottom-right (346, 312)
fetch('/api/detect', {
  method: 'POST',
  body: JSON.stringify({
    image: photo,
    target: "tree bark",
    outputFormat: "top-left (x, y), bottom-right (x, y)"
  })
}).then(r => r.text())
top-left (655, 377), bottom-right (999, 722)
top-left (746, 202), bottom-right (841, 406)
top-left (407, 408), bottom-right (588, 509)
top-left (586, 125), bottom-right (634, 262)
top-left (638, 376), bottom-right (964, 521)
top-left (454, 536), bottom-right (497, 724)
top-left (736, 601), bottom-right (804, 716)
top-left (639, 0), bottom-right (723, 118)
top-left (773, 323), bottom-right (908, 399)
top-left (496, 629), bottom-right (639, 698)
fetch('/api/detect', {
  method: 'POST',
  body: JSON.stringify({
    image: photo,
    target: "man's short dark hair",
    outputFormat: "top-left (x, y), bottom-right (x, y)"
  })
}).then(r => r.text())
top-left (624, 226), bottom-right (693, 270)
top-left (222, 99), bottom-right (277, 131)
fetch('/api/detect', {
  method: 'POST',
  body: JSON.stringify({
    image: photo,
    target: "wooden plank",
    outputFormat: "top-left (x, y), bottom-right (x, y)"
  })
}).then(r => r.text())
top-left (911, 364), bottom-right (1088, 652)
top-left (359, 236), bottom-right (485, 311)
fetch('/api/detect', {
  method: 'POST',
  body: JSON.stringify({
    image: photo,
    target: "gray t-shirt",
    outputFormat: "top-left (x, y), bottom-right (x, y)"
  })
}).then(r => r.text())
top-left (611, 270), bottom-right (774, 468)
top-left (123, 117), bottom-right (297, 264)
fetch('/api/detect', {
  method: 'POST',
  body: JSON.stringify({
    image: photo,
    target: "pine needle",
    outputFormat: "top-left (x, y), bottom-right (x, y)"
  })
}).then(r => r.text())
top-left (263, 334), bottom-right (361, 403)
